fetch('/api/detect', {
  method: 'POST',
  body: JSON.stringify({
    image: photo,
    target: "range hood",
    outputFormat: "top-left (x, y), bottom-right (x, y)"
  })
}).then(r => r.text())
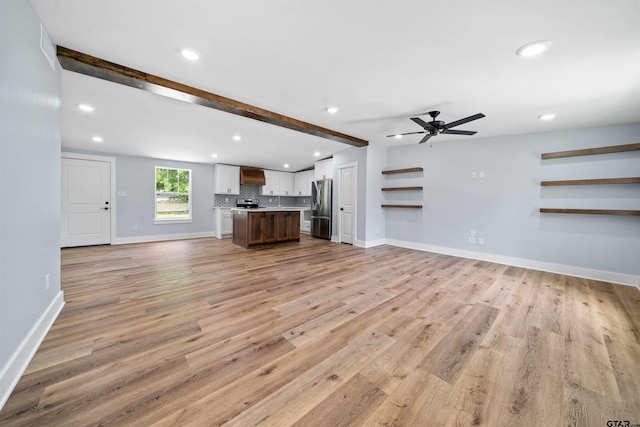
top-left (240, 166), bottom-right (266, 185)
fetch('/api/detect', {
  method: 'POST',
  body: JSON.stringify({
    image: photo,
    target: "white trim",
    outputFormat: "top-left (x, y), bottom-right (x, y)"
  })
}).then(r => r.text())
top-left (361, 238), bottom-right (386, 248)
top-left (61, 152), bottom-right (117, 245)
top-left (154, 166), bottom-right (193, 222)
top-left (0, 291), bottom-right (64, 410)
top-left (336, 162), bottom-right (358, 245)
top-left (385, 238), bottom-right (640, 289)
top-left (112, 231), bottom-right (216, 245)
top-left (153, 219), bottom-right (193, 225)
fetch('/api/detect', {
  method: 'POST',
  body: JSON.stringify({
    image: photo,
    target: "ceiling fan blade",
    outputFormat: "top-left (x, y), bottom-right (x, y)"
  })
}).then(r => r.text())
top-left (410, 117), bottom-right (435, 130)
top-left (441, 129), bottom-right (477, 135)
top-left (386, 131), bottom-right (426, 137)
top-left (418, 134), bottom-right (432, 144)
top-left (444, 113), bottom-right (485, 129)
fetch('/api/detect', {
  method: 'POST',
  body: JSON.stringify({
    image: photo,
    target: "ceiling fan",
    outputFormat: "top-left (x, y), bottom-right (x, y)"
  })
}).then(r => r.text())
top-left (387, 111), bottom-right (486, 144)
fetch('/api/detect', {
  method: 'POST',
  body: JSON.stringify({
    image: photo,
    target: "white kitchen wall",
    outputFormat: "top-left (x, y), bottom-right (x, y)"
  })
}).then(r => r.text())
top-left (0, 0), bottom-right (63, 408)
top-left (385, 122), bottom-right (640, 286)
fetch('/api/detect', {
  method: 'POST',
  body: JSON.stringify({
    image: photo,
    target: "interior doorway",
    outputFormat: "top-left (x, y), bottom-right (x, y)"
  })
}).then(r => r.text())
top-left (338, 163), bottom-right (356, 245)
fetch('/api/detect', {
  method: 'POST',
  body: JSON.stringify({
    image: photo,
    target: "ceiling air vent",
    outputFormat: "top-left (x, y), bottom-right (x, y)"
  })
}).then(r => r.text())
top-left (240, 167), bottom-right (266, 185)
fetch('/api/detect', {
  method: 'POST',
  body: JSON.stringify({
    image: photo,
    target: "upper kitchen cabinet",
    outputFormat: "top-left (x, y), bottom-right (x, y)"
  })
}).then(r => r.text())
top-left (262, 170), bottom-right (294, 196)
top-left (279, 172), bottom-right (294, 196)
top-left (214, 164), bottom-right (240, 195)
top-left (294, 170), bottom-right (314, 196)
top-left (315, 158), bottom-right (333, 180)
top-left (262, 170), bottom-right (279, 196)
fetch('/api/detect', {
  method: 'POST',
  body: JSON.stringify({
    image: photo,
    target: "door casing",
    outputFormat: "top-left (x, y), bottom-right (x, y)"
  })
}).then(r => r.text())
top-left (61, 152), bottom-right (116, 247)
top-left (337, 162), bottom-right (357, 245)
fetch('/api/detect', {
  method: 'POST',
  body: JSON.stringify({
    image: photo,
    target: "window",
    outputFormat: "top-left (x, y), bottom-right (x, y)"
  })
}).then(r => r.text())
top-left (155, 167), bottom-right (192, 222)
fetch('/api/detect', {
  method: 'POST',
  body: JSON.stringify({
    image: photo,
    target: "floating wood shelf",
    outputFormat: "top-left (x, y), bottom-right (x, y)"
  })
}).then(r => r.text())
top-left (540, 208), bottom-right (640, 217)
top-left (381, 186), bottom-right (423, 191)
top-left (541, 143), bottom-right (640, 159)
top-left (541, 177), bottom-right (640, 186)
top-left (381, 204), bottom-right (423, 209)
top-left (382, 167), bottom-right (423, 175)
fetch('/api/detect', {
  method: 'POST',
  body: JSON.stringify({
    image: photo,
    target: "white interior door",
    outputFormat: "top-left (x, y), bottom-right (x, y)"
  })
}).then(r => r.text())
top-left (61, 158), bottom-right (111, 247)
top-left (339, 165), bottom-right (355, 244)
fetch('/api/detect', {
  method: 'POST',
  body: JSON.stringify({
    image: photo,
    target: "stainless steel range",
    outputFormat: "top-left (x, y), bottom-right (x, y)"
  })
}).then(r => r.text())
top-left (236, 198), bottom-right (260, 208)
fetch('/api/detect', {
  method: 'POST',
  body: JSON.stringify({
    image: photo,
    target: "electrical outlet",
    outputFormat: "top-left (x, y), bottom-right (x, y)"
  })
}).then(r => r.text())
top-left (479, 171), bottom-right (485, 178)
top-left (471, 171), bottom-right (477, 178)
top-left (478, 237), bottom-right (484, 245)
top-left (133, 225), bottom-right (138, 230)
top-left (45, 274), bottom-right (50, 290)
top-left (468, 236), bottom-right (476, 244)
top-left (225, 198), bottom-right (229, 202)
top-left (269, 198), bottom-right (272, 202)
top-left (470, 229), bottom-right (476, 236)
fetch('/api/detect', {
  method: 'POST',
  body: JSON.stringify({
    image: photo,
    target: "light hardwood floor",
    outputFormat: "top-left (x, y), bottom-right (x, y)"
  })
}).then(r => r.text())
top-left (1, 236), bottom-right (639, 426)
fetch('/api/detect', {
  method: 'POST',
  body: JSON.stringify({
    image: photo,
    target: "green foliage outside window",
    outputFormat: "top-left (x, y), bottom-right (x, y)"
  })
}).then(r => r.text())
top-left (155, 167), bottom-right (191, 219)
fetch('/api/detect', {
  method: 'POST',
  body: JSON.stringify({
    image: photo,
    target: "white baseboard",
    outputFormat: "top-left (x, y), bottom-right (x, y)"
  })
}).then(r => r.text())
top-left (385, 239), bottom-right (640, 289)
top-left (112, 231), bottom-right (216, 245)
top-left (0, 291), bottom-right (64, 410)
top-left (360, 239), bottom-right (386, 248)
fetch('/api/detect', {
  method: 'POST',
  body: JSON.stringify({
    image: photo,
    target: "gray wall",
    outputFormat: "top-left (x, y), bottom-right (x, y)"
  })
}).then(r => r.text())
top-left (0, 0), bottom-right (62, 381)
top-left (115, 154), bottom-right (214, 238)
top-left (364, 145), bottom-right (387, 244)
top-left (63, 151), bottom-right (215, 239)
top-left (385, 122), bottom-right (640, 277)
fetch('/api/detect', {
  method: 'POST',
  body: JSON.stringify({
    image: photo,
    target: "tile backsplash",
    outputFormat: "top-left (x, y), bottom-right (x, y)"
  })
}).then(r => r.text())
top-left (214, 185), bottom-right (311, 208)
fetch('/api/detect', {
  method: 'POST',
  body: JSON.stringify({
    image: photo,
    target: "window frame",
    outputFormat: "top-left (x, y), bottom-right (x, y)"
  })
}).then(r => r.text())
top-left (154, 166), bottom-right (193, 224)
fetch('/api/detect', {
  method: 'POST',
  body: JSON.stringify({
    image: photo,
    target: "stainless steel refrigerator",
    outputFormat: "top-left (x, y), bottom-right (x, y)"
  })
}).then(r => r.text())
top-left (311, 179), bottom-right (332, 239)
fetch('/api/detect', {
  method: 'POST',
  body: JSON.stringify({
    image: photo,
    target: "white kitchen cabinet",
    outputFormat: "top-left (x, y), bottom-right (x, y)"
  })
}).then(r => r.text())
top-left (314, 158), bottom-right (333, 180)
top-left (294, 170), bottom-right (314, 196)
top-left (261, 170), bottom-right (294, 196)
top-left (213, 207), bottom-right (233, 238)
top-left (262, 170), bottom-right (279, 196)
top-left (213, 164), bottom-right (240, 195)
top-left (279, 172), bottom-right (294, 196)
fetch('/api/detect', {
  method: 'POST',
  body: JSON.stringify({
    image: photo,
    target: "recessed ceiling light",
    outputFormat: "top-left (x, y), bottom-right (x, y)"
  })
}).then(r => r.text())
top-left (538, 113), bottom-right (556, 121)
top-left (211, 153), bottom-right (218, 158)
top-left (283, 163), bottom-right (290, 168)
top-left (92, 136), bottom-right (103, 143)
top-left (313, 151), bottom-right (321, 157)
top-left (78, 104), bottom-right (95, 112)
top-left (232, 135), bottom-right (241, 142)
top-left (180, 48), bottom-right (200, 61)
top-left (326, 106), bottom-right (339, 114)
top-left (394, 134), bottom-right (403, 139)
top-left (516, 40), bottom-right (552, 57)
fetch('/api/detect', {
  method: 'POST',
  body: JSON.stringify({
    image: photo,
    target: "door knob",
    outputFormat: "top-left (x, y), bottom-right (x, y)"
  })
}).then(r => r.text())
top-left (102, 207), bottom-right (109, 210)
top-left (340, 207), bottom-right (344, 211)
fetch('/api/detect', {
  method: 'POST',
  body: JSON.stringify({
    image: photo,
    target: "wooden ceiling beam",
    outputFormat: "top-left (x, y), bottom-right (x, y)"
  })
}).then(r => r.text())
top-left (56, 46), bottom-right (368, 147)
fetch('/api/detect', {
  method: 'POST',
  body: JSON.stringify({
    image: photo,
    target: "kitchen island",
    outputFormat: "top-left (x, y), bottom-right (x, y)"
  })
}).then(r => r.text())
top-left (232, 208), bottom-right (300, 248)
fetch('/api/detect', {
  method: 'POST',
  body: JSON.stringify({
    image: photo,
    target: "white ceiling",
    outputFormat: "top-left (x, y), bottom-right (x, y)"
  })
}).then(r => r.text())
top-left (32, 0), bottom-right (640, 172)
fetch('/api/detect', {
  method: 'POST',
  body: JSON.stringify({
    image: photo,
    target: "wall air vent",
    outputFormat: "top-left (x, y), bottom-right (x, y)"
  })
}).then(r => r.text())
top-left (40, 24), bottom-right (56, 71)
